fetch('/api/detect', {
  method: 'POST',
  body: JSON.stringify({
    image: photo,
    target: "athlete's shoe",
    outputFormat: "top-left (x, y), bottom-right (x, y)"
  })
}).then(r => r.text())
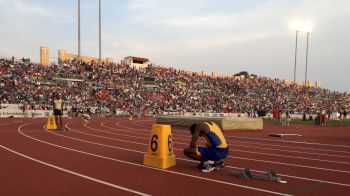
top-left (201, 161), bottom-right (215, 173)
top-left (214, 159), bottom-right (225, 169)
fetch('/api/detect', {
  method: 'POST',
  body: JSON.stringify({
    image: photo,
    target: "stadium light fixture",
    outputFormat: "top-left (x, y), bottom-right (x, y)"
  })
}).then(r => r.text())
top-left (303, 21), bottom-right (313, 34)
top-left (291, 20), bottom-right (303, 32)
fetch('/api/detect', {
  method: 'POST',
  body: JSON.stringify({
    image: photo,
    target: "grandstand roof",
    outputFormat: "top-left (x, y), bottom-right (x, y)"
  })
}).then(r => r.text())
top-left (125, 56), bottom-right (149, 62)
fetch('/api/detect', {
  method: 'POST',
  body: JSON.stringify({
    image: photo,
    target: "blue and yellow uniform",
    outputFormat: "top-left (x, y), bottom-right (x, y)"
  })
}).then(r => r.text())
top-left (196, 122), bottom-right (229, 161)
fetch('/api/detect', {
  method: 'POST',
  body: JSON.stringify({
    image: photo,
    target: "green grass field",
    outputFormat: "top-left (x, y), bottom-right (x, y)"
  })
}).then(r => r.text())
top-left (263, 119), bottom-right (350, 126)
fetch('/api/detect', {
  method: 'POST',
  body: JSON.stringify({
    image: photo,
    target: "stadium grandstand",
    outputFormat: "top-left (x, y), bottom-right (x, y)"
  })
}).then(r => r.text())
top-left (0, 57), bottom-right (349, 119)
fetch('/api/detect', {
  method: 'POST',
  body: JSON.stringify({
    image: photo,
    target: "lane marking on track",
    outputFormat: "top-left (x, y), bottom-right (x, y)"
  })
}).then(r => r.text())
top-left (55, 123), bottom-right (350, 188)
top-left (90, 122), bottom-right (350, 165)
top-left (231, 142), bottom-right (350, 159)
top-left (116, 120), bottom-right (350, 155)
top-left (81, 123), bottom-right (350, 174)
top-left (109, 121), bottom-right (350, 160)
top-left (226, 136), bottom-right (350, 148)
top-left (0, 145), bottom-right (150, 196)
top-left (17, 123), bottom-right (291, 196)
top-left (229, 139), bottom-right (350, 155)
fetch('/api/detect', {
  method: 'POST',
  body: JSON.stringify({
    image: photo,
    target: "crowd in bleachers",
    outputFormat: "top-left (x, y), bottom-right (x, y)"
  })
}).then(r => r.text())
top-left (0, 57), bottom-right (349, 117)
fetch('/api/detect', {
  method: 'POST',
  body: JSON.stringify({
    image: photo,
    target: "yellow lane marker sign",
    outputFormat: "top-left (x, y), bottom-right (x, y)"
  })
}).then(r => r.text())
top-left (143, 124), bottom-right (176, 169)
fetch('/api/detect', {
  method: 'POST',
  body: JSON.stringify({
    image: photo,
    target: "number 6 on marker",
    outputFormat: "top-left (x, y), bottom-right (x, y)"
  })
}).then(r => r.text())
top-left (151, 135), bottom-right (158, 152)
top-left (168, 135), bottom-right (173, 152)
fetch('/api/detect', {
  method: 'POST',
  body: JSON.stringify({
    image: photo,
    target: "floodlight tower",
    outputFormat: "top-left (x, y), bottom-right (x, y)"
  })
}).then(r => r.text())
top-left (291, 20), bottom-right (302, 84)
top-left (99, 0), bottom-right (102, 63)
top-left (78, 0), bottom-right (81, 59)
top-left (304, 23), bottom-right (312, 86)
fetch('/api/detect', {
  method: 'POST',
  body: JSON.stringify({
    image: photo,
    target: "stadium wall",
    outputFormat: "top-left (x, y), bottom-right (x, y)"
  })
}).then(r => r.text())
top-left (58, 49), bottom-right (114, 64)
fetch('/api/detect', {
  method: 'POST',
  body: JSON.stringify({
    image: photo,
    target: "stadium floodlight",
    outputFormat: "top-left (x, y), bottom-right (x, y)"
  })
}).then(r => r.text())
top-left (303, 21), bottom-right (313, 34)
top-left (291, 20), bottom-right (303, 32)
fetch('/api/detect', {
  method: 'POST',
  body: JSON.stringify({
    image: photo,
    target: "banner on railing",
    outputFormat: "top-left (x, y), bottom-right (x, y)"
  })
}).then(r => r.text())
top-left (0, 108), bottom-right (67, 118)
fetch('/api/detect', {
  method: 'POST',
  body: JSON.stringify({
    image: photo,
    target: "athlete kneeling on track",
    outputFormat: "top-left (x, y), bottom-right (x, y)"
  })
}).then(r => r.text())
top-left (183, 122), bottom-right (230, 172)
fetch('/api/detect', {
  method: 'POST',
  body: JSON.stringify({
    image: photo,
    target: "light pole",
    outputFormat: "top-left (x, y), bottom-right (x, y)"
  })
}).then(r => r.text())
top-left (304, 32), bottom-right (310, 86)
top-left (78, 0), bottom-right (81, 59)
top-left (303, 22), bottom-right (312, 87)
top-left (293, 30), bottom-right (299, 84)
top-left (291, 20), bottom-right (302, 84)
top-left (99, 0), bottom-right (102, 64)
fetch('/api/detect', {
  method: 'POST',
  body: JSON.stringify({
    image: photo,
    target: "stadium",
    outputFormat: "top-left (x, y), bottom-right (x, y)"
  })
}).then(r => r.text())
top-left (1, 0), bottom-right (350, 196)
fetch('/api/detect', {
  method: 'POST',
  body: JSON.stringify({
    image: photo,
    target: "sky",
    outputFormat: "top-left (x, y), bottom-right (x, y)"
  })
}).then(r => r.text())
top-left (0, 0), bottom-right (349, 92)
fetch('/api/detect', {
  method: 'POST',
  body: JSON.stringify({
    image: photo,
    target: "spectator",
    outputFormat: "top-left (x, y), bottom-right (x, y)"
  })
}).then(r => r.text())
top-left (0, 57), bottom-right (349, 118)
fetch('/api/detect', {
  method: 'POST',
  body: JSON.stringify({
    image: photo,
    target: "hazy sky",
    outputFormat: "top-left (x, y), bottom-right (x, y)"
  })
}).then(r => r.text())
top-left (0, 0), bottom-right (349, 92)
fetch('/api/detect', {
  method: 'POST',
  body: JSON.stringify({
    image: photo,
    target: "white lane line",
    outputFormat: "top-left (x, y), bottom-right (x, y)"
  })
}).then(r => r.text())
top-left (115, 120), bottom-right (350, 155)
top-left (17, 123), bottom-right (290, 196)
top-left (109, 121), bottom-right (350, 160)
top-left (91, 123), bottom-right (350, 165)
top-left (229, 140), bottom-right (350, 155)
top-left (81, 123), bottom-right (350, 174)
top-left (0, 146), bottom-right (150, 196)
top-left (102, 122), bottom-right (149, 136)
top-left (86, 123), bottom-right (149, 140)
top-left (231, 150), bottom-right (350, 165)
top-left (226, 136), bottom-right (350, 148)
top-left (231, 143), bottom-right (350, 159)
top-left (55, 123), bottom-right (350, 188)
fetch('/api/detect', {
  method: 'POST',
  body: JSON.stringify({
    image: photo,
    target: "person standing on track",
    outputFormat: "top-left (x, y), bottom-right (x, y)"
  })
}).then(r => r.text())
top-left (52, 93), bottom-right (64, 131)
top-left (183, 122), bottom-right (230, 173)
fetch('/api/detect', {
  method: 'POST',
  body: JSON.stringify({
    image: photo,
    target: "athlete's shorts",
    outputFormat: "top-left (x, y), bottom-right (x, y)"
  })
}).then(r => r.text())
top-left (197, 146), bottom-right (229, 161)
top-left (54, 109), bottom-right (62, 116)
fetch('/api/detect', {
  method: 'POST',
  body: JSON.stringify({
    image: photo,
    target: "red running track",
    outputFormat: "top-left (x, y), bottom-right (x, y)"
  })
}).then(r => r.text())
top-left (0, 117), bottom-right (350, 196)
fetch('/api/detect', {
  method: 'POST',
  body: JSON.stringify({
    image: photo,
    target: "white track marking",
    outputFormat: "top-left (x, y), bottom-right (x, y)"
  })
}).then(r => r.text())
top-left (231, 143), bottom-right (350, 159)
top-left (56, 123), bottom-right (350, 188)
top-left (50, 125), bottom-right (147, 152)
top-left (226, 136), bottom-right (350, 148)
top-left (115, 120), bottom-right (350, 155)
top-left (229, 140), bottom-right (350, 155)
top-left (86, 123), bottom-right (150, 140)
top-left (110, 121), bottom-right (350, 159)
top-left (16, 123), bottom-right (291, 196)
top-left (81, 123), bottom-right (350, 174)
top-left (87, 123), bottom-right (350, 165)
top-left (231, 150), bottom-right (350, 165)
top-left (0, 145), bottom-right (150, 196)
top-left (101, 122), bottom-right (150, 136)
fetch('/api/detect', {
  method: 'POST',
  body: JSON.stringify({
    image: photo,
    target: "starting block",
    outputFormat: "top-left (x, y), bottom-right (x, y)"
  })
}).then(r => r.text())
top-left (143, 124), bottom-right (176, 169)
top-left (46, 114), bottom-right (57, 130)
top-left (128, 114), bottom-right (133, 121)
top-left (227, 168), bottom-right (287, 183)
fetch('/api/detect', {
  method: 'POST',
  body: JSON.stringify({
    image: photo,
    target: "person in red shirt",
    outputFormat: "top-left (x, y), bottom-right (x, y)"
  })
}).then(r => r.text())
top-left (272, 106), bottom-right (280, 125)
top-left (320, 110), bottom-right (327, 126)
